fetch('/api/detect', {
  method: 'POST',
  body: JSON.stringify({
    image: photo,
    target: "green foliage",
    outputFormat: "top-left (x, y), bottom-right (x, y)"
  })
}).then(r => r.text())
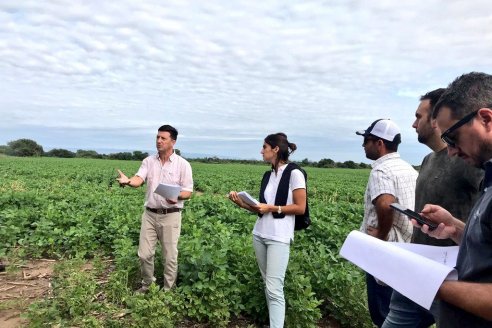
top-left (76, 149), bottom-right (103, 158)
top-left (6, 138), bottom-right (43, 157)
top-left (2, 157), bottom-right (373, 327)
top-left (0, 145), bottom-right (9, 154)
top-left (45, 148), bottom-right (76, 158)
top-left (26, 259), bottom-right (100, 325)
top-left (127, 284), bottom-right (184, 328)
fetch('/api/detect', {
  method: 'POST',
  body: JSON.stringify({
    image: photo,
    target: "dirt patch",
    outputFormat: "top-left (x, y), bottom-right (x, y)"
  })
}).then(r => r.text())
top-left (0, 260), bottom-right (55, 328)
top-left (0, 259), bottom-right (340, 328)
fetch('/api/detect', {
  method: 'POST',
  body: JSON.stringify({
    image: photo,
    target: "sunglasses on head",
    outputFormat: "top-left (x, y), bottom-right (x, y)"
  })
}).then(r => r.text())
top-left (440, 110), bottom-right (479, 148)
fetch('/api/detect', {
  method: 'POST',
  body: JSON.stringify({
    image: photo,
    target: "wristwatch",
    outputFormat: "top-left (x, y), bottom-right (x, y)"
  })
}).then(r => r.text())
top-left (277, 205), bottom-right (282, 214)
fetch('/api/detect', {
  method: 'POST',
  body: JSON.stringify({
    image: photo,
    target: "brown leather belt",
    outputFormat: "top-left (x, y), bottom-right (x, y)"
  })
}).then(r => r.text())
top-left (146, 207), bottom-right (181, 214)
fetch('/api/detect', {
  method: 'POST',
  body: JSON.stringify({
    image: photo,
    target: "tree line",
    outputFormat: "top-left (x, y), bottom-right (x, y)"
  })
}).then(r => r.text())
top-left (192, 156), bottom-right (371, 169)
top-left (1, 138), bottom-right (371, 169)
top-left (0, 138), bottom-right (151, 161)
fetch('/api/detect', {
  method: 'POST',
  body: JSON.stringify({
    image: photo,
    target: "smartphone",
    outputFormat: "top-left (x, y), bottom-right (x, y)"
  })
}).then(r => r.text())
top-left (390, 203), bottom-right (438, 231)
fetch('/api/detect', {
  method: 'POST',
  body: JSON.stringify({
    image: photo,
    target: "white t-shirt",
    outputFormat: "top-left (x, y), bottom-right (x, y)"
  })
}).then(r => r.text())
top-left (252, 164), bottom-right (306, 244)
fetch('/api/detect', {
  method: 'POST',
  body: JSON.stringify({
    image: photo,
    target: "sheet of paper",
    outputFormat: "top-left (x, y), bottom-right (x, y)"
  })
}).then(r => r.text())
top-left (238, 191), bottom-right (259, 206)
top-left (154, 183), bottom-right (181, 199)
top-left (340, 230), bottom-right (458, 309)
top-left (390, 241), bottom-right (459, 267)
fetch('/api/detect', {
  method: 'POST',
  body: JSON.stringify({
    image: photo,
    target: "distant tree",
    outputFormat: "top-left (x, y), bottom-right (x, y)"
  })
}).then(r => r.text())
top-left (340, 160), bottom-right (358, 169)
top-left (0, 145), bottom-right (8, 154)
top-left (205, 156), bottom-right (221, 163)
top-left (76, 149), bottom-right (102, 159)
top-left (7, 139), bottom-right (44, 157)
top-left (46, 148), bottom-right (76, 158)
top-left (108, 152), bottom-right (133, 160)
top-left (359, 162), bottom-right (371, 169)
top-left (301, 158), bottom-right (311, 166)
top-left (318, 158), bottom-right (335, 168)
top-left (175, 149), bottom-right (181, 156)
top-left (132, 151), bottom-right (148, 161)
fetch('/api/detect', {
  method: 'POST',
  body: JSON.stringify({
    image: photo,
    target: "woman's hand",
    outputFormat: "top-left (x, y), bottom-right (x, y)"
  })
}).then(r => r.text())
top-left (229, 191), bottom-right (261, 213)
top-left (252, 203), bottom-right (274, 215)
top-left (228, 191), bottom-right (244, 206)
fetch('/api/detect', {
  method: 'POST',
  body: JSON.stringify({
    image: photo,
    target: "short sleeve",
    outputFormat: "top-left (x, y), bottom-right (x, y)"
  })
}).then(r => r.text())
top-left (368, 168), bottom-right (396, 202)
top-left (290, 169), bottom-right (306, 191)
top-left (180, 161), bottom-right (194, 192)
top-left (135, 157), bottom-right (150, 181)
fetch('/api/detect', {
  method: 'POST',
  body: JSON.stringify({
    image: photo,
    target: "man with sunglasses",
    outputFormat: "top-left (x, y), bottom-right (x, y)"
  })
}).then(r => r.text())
top-left (356, 119), bottom-right (418, 327)
top-left (382, 89), bottom-right (483, 328)
top-left (416, 72), bottom-right (492, 327)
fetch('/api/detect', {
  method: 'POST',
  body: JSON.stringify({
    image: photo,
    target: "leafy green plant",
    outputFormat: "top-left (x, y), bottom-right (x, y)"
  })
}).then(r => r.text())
top-left (4, 158), bottom-right (372, 327)
top-left (127, 284), bottom-right (184, 328)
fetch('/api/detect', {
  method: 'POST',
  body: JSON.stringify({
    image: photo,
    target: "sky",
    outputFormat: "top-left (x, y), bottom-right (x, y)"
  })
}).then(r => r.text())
top-left (1, 0), bottom-right (491, 164)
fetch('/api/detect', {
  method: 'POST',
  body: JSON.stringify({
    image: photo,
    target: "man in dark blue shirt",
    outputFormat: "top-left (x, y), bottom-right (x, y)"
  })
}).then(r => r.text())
top-left (382, 88), bottom-right (483, 328)
top-left (416, 72), bottom-right (492, 327)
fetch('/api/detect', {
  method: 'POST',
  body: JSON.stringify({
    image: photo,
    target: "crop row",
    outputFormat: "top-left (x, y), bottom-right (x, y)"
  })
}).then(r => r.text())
top-left (0, 157), bottom-right (372, 327)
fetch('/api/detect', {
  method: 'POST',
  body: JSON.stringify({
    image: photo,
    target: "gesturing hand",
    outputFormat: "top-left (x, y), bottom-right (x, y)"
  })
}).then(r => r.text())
top-left (116, 169), bottom-right (130, 186)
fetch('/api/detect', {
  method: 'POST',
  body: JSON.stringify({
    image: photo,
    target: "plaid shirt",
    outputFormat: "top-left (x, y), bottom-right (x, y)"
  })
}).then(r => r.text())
top-left (361, 152), bottom-right (418, 242)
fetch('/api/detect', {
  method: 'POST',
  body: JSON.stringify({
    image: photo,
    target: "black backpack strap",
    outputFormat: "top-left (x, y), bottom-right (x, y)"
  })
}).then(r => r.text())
top-left (259, 163), bottom-right (306, 220)
top-left (272, 163), bottom-right (298, 218)
top-left (258, 170), bottom-right (271, 218)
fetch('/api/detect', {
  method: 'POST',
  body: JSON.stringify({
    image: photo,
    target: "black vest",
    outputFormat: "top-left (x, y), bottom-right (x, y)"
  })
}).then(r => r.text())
top-left (259, 163), bottom-right (305, 218)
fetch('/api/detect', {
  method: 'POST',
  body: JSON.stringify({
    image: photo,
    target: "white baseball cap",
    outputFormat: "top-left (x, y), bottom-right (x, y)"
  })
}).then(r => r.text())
top-left (356, 119), bottom-right (401, 143)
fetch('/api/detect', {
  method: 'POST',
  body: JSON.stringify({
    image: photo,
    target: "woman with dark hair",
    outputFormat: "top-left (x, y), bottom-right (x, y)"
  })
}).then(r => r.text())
top-left (229, 132), bottom-right (307, 328)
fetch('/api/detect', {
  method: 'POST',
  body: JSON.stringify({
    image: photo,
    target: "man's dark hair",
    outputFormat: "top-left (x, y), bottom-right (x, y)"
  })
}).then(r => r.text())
top-left (420, 88), bottom-right (446, 111)
top-left (158, 125), bottom-right (178, 140)
top-left (432, 72), bottom-right (492, 119)
top-left (381, 138), bottom-right (399, 152)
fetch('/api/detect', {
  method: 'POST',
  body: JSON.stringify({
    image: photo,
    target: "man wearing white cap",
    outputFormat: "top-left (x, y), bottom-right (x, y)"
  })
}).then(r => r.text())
top-left (356, 119), bottom-right (418, 327)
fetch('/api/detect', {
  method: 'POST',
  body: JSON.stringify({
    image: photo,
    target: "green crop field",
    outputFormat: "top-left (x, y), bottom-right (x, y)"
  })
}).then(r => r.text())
top-left (0, 156), bottom-right (373, 327)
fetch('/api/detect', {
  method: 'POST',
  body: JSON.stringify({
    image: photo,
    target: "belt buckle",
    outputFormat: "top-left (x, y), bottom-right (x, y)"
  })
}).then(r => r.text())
top-left (157, 208), bottom-right (166, 214)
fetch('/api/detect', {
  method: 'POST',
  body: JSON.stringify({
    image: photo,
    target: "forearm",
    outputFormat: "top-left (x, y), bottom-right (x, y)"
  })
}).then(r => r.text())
top-left (449, 218), bottom-right (466, 244)
top-left (374, 194), bottom-right (396, 240)
top-left (375, 213), bottom-right (393, 240)
top-left (263, 203), bottom-right (305, 215)
top-left (438, 281), bottom-right (492, 321)
top-left (279, 203), bottom-right (306, 215)
top-left (126, 176), bottom-right (144, 188)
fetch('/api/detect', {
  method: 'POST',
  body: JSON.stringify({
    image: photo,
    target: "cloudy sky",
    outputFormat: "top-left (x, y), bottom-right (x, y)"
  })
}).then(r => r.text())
top-left (1, 0), bottom-right (491, 164)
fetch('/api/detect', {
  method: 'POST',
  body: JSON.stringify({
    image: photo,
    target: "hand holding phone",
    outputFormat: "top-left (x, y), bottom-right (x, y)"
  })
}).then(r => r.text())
top-left (390, 203), bottom-right (438, 231)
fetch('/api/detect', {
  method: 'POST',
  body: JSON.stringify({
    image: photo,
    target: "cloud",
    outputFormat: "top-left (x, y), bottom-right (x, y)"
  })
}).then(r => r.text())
top-left (0, 0), bottom-right (491, 163)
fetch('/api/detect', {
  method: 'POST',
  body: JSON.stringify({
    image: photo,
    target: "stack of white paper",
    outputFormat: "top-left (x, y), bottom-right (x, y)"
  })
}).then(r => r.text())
top-left (238, 191), bottom-right (259, 206)
top-left (154, 183), bottom-right (181, 199)
top-left (339, 230), bottom-right (458, 309)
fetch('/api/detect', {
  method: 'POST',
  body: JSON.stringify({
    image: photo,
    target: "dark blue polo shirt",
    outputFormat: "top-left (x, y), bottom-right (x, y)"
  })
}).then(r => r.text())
top-left (439, 160), bottom-right (492, 327)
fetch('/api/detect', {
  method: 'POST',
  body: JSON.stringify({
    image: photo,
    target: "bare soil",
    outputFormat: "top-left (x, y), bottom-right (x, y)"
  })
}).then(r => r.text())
top-left (0, 259), bottom-right (55, 328)
top-left (0, 260), bottom-right (340, 328)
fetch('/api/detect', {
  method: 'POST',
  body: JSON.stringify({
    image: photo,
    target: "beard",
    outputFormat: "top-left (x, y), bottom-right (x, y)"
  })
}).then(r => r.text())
top-left (417, 129), bottom-right (432, 144)
top-left (476, 137), bottom-right (492, 167)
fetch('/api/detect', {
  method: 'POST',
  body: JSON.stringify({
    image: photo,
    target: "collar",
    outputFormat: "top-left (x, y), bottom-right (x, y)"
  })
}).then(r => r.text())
top-left (272, 163), bottom-right (288, 175)
top-left (154, 151), bottom-right (176, 162)
top-left (371, 152), bottom-right (400, 168)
